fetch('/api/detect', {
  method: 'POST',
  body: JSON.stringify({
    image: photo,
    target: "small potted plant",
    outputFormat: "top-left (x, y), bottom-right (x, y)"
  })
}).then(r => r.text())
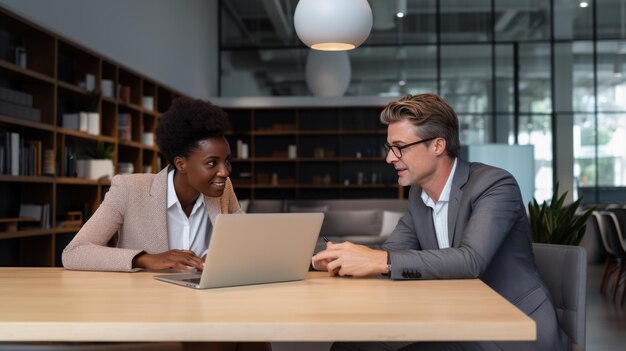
top-left (528, 183), bottom-right (595, 245)
top-left (77, 142), bottom-right (114, 180)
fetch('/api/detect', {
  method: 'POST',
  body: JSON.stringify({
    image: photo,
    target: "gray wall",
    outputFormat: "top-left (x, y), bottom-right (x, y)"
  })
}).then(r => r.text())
top-left (0, 0), bottom-right (218, 98)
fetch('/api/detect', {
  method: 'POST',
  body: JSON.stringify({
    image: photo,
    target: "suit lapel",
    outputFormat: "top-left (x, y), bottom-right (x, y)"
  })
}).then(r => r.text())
top-left (414, 190), bottom-right (439, 250)
top-left (146, 168), bottom-right (169, 251)
top-left (448, 160), bottom-right (470, 247)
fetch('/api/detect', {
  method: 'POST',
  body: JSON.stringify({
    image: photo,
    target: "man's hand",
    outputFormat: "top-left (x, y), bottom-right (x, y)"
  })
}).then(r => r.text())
top-left (312, 241), bottom-right (388, 277)
top-left (311, 240), bottom-right (336, 272)
top-left (133, 250), bottom-right (204, 271)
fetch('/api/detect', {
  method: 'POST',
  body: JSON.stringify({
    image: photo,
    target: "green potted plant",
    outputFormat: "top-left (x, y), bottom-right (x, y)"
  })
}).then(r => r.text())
top-left (77, 142), bottom-right (114, 180)
top-left (528, 183), bottom-right (594, 245)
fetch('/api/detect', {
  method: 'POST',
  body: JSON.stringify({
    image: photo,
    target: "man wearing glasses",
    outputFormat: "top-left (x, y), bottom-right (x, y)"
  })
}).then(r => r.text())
top-left (312, 94), bottom-right (566, 351)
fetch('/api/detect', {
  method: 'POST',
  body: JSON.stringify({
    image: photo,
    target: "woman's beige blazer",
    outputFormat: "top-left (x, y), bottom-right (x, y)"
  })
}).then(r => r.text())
top-left (62, 168), bottom-right (242, 272)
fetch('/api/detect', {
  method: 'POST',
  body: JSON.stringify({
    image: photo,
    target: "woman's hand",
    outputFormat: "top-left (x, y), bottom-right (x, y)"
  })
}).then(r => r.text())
top-left (133, 250), bottom-right (204, 270)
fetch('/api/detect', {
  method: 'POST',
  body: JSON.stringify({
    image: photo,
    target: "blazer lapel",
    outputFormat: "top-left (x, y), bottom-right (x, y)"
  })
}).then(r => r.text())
top-left (203, 194), bottom-right (223, 243)
top-left (448, 160), bottom-right (470, 247)
top-left (146, 168), bottom-right (169, 251)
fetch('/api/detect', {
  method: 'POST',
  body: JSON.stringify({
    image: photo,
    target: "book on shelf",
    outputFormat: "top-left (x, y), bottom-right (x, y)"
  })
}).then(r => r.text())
top-left (0, 97), bottom-right (40, 123)
top-left (25, 139), bottom-right (42, 176)
top-left (118, 113), bottom-right (131, 141)
top-left (10, 131), bottom-right (19, 176)
top-left (42, 203), bottom-right (50, 229)
top-left (0, 130), bottom-right (43, 176)
top-left (0, 144), bottom-right (4, 174)
top-left (0, 86), bottom-right (33, 107)
top-left (18, 203), bottom-right (50, 229)
top-left (65, 146), bottom-right (77, 177)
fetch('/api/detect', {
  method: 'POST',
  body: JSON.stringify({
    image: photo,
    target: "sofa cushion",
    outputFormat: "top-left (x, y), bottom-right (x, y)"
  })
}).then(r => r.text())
top-left (320, 209), bottom-right (381, 237)
top-left (380, 210), bottom-right (405, 237)
top-left (288, 205), bottom-right (329, 213)
top-left (238, 199), bottom-right (250, 212)
top-left (246, 200), bottom-right (284, 213)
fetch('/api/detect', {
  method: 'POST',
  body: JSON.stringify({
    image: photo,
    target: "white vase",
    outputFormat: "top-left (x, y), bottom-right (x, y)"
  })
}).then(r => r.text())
top-left (76, 159), bottom-right (114, 180)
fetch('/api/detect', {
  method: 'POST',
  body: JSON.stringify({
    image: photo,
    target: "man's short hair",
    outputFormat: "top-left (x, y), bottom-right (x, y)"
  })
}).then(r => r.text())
top-left (379, 93), bottom-right (460, 158)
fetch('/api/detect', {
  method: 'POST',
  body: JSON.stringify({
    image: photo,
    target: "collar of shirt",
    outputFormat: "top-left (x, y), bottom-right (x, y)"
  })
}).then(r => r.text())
top-left (421, 158), bottom-right (458, 209)
top-left (167, 169), bottom-right (205, 214)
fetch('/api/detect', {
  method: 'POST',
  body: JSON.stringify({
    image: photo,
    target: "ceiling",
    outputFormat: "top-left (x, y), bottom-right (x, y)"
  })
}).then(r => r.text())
top-left (219, 0), bottom-right (626, 101)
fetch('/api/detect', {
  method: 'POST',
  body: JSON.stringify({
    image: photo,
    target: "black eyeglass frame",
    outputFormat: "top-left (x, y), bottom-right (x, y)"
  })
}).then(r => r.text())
top-left (384, 137), bottom-right (438, 158)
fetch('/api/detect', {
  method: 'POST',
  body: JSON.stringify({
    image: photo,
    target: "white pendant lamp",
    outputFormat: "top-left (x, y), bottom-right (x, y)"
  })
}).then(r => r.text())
top-left (294, 0), bottom-right (373, 51)
top-left (305, 50), bottom-right (351, 97)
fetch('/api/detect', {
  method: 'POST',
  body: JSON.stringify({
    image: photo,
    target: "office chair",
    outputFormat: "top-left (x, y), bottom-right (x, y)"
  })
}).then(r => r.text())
top-left (597, 211), bottom-right (626, 302)
top-left (533, 243), bottom-right (587, 351)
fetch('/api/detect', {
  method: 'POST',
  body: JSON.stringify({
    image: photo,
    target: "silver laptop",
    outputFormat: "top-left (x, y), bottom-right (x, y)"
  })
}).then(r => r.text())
top-left (154, 212), bottom-right (324, 289)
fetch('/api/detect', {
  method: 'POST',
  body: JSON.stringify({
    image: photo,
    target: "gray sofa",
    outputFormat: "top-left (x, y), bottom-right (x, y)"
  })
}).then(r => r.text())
top-left (241, 199), bottom-right (409, 250)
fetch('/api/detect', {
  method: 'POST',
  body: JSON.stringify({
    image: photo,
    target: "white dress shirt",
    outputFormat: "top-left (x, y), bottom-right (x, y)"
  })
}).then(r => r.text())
top-left (421, 158), bottom-right (458, 249)
top-left (166, 169), bottom-right (211, 257)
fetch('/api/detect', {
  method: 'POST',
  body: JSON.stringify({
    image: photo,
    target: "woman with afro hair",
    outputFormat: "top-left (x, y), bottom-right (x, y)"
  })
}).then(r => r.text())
top-left (62, 97), bottom-right (243, 272)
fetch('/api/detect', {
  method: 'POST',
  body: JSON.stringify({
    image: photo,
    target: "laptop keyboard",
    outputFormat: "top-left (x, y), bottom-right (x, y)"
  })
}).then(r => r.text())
top-left (183, 278), bottom-right (201, 284)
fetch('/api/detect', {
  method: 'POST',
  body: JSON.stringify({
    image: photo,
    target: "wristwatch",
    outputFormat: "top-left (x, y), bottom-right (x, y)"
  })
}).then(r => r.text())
top-left (382, 251), bottom-right (391, 276)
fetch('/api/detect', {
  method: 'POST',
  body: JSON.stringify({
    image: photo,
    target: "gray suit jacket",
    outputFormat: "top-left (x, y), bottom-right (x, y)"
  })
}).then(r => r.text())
top-left (383, 160), bottom-right (567, 351)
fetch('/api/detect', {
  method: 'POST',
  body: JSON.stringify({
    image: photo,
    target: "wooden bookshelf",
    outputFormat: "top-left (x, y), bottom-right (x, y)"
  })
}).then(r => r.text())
top-left (0, 6), bottom-right (187, 267)
top-left (218, 104), bottom-right (402, 200)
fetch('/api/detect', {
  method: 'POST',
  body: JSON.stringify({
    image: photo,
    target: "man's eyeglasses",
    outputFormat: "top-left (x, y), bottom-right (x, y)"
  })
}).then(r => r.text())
top-left (384, 137), bottom-right (438, 158)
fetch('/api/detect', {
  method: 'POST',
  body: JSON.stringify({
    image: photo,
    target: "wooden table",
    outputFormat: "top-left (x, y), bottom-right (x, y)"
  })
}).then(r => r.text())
top-left (0, 268), bottom-right (535, 342)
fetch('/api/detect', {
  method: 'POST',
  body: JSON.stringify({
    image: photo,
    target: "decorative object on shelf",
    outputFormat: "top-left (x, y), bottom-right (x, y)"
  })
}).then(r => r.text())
top-left (142, 165), bottom-right (152, 173)
top-left (288, 145), bottom-right (297, 159)
top-left (43, 149), bottom-right (55, 176)
top-left (323, 174), bottom-right (332, 185)
top-left (236, 140), bottom-right (249, 159)
top-left (85, 74), bottom-right (96, 92)
top-left (118, 162), bottom-right (134, 175)
top-left (371, 173), bottom-right (377, 184)
top-left (141, 132), bottom-right (155, 146)
top-left (356, 171), bottom-right (364, 185)
top-left (101, 79), bottom-right (114, 98)
top-left (59, 211), bottom-right (83, 228)
top-left (87, 112), bottom-right (100, 135)
top-left (14, 46), bottom-right (27, 68)
top-left (77, 142), bottom-right (114, 180)
top-left (142, 96), bottom-right (154, 111)
top-left (120, 85), bottom-right (131, 103)
top-left (294, 0), bottom-right (372, 51)
top-left (305, 50), bottom-right (351, 97)
top-left (528, 183), bottom-right (595, 246)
